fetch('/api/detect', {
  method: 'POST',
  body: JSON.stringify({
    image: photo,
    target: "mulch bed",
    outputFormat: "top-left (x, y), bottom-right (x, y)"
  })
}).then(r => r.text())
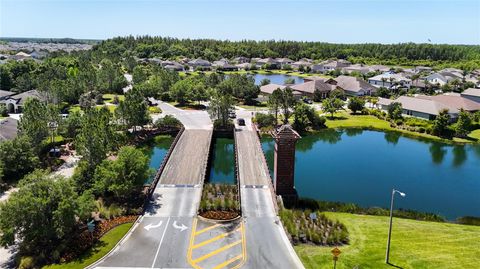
top-left (200, 210), bottom-right (240, 220)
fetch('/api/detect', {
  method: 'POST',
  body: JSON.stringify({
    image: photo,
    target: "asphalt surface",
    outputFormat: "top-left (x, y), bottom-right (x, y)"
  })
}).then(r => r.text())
top-left (159, 129), bottom-right (212, 185)
top-left (235, 128), bottom-right (271, 186)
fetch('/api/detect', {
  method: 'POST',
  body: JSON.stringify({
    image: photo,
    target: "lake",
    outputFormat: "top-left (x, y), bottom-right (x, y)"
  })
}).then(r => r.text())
top-left (208, 138), bottom-right (236, 184)
top-left (144, 135), bottom-right (174, 184)
top-left (261, 129), bottom-right (480, 220)
top-left (251, 73), bottom-right (304, 85)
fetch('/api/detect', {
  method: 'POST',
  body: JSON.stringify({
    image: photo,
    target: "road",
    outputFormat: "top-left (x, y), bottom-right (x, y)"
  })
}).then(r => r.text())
top-left (234, 118), bottom-right (305, 269)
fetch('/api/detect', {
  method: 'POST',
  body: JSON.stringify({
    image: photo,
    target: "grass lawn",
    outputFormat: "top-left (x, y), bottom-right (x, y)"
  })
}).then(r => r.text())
top-left (468, 129), bottom-right (480, 140)
top-left (324, 112), bottom-right (473, 144)
top-left (43, 223), bottom-right (133, 269)
top-left (102, 94), bottom-right (125, 103)
top-left (295, 212), bottom-right (480, 269)
top-left (68, 105), bottom-right (82, 114)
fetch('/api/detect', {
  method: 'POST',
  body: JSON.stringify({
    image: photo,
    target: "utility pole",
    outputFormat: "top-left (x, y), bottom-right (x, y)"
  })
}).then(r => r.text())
top-left (386, 189), bottom-right (406, 264)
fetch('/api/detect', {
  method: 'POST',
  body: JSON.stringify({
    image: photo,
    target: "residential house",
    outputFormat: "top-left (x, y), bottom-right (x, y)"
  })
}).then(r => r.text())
top-left (276, 58), bottom-right (294, 69)
top-left (12, 52), bottom-right (32, 61)
top-left (290, 78), bottom-right (341, 99)
top-left (461, 88), bottom-right (480, 103)
top-left (164, 62), bottom-right (185, 71)
top-left (212, 59), bottom-right (238, 71)
top-left (0, 90), bottom-right (15, 101)
top-left (188, 58), bottom-right (212, 70)
top-left (0, 90), bottom-right (46, 113)
top-left (259, 84), bottom-right (303, 100)
top-left (291, 59), bottom-right (313, 70)
top-left (368, 73), bottom-right (411, 89)
top-left (414, 66), bottom-right (433, 73)
top-left (233, 56), bottom-right (250, 64)
top-left (313, 60), bottom-right (351, 73)
top-left (334, 75), bottom-right (377, 96)
top-left (235, 63), bottom-right (252, 70)
top-left (255, 58), bottom-right (280, 69)
top-left (425, 71), bottom-right (462, 86)
top-left (341, 64), bottom-right (371, 75)
top-left (369, 65), bottom-right (390, 73)
top-left (376, 97), bottom-right (394, 111)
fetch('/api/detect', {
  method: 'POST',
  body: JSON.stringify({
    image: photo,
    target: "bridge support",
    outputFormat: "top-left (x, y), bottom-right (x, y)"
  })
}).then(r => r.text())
top-left (272, 125), bottom-right (300, 207)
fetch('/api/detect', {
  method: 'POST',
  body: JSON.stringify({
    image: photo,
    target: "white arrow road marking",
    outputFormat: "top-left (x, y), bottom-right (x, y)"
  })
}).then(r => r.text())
top-left (172, 221), bottom-right (188, 232)
top-left (151, 218), bottom-right (170, 268)
top-left (144, 220), bottom-right (163, 231)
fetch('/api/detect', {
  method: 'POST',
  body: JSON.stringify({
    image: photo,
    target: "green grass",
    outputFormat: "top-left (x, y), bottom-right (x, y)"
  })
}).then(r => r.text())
top-left (68, 105), bottom-right (82, 113)
top-left (324, 112), bottom-right (473, 144)
top-left (43, 223), bottom-right (133, 269)
top-left (468, 129), bottom-right (480, 140)
top-left (295, 212), bottom-right (480, 269)
top-left (102, 94), bottom-right (125, 103)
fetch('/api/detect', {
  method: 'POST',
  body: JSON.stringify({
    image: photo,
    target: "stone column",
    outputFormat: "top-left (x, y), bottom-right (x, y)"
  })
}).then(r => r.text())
top-left (272, 124), bottom-right (300, 206)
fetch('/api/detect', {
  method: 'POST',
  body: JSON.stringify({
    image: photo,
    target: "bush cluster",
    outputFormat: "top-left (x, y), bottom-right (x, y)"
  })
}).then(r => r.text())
top-left (199, 183), bottom-right (240, 213)
top-left (279, 208), bottom-right (349, 246)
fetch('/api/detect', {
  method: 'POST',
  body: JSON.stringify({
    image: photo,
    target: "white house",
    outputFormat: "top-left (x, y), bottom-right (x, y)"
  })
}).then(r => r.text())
top-left (368, 73), bottom-right (411, 89)
top-left (334, 75), bottom-right (377, 96)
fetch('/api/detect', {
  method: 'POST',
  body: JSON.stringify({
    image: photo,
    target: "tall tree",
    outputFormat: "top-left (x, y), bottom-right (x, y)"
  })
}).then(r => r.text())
top-left (454, 109), bottom-right (472, 138)
top-left (268, 88), bottom-right (283, 125)
top-left (279, 87), bottom-right (296, 124)
top-left (0, 136), bottom-right (39, 182)
top-left (432, 109), bottom-right (451, 137)
top-left (322, 97), bottom-right (344, 119)
top-left (118, 88), bottom-right (151, 132)
top-left (208, 91), bottom-right (234, 127)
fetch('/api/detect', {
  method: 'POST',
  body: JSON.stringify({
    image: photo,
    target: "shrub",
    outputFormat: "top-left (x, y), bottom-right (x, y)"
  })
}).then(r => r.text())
top-left (254, 113), bottom-right (276, 128)
top-left (154, 115), bottom-right (183, 129)
top-left (148, 106), bottom-right (162, 114)
top-left (19, 256), bottom-right (35, 269)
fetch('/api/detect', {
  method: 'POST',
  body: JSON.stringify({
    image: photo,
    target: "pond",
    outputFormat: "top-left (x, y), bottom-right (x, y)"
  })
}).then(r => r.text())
top-left (144, 135), bottom-right (174, 184)
top-left (208, 138), bottom-right (236, 184)
top-left (261, 129), bottom-right (480, 220)
top-left (251, 73), bottom-right (304, 85)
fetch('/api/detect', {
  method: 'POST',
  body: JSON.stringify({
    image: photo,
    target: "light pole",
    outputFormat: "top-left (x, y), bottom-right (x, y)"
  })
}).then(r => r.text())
top-left (386, 188), bottom-right (406, 264)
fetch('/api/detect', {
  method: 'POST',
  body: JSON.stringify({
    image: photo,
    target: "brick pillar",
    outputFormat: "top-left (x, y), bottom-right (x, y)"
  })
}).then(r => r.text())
top-left (272, 125), bottom-right (300, 206)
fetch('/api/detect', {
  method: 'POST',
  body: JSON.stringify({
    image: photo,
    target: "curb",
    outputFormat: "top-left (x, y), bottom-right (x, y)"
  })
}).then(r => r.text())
top-left (85, 216), bottom-right (142, 269)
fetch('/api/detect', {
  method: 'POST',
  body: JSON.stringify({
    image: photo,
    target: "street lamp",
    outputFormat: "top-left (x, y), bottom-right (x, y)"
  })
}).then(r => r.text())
top-left (385, 188), bottom-right (406, 264)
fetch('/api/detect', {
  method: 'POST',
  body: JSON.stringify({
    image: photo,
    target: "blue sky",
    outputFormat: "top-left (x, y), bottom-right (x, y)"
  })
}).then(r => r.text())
top-left (1, 0), bottom-right (479, 44)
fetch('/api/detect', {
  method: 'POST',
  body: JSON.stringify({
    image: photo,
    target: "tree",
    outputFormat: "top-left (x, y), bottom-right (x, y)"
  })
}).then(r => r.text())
top-left (118, 88), bottom-right (150, 132)
top-left (0, 136), bottom-right (39, 182)
top-left (60, 110), bottom-right (82, 139)
top-left (18, 98), bottom-right (51, 148)
top-left (254, 113), bottom-right (276, 128)
top-left (284, 77), bottom-right (295, 84)
top-left (93, 146), bottom-right (151, 201)
top-left (347, 97), bottom-right (365, 114)
top-left (322, 97), bottom-right (344, 119)
top-left (217, 74), bottom-right (259, 105)
top-left (74, 107), bottom-right (115, 191)
top-left (279, 87), bottom-right (296, 124)
top-left (268, 88), bottom-right (283, 125)
top-left (454, 109), bottom-right (472, 138)
top-left (154, 115), bottom-right (183, 130)
top-left (0, 170), bottom-right (93, 264)
top-left (293, 102), bottom-right (326, 132)
top-left (260, 78), bottom-right (271, 86)
top-left (432, 109), bottom-right (451, 137)
top-left (208, 91), bottom-right (234, 127)
top-left (170, 78), bottom-right (193, 105)
top-left (387, 102), bottom-right (403, 120)
top-left (97, 59), bottom-right (127, 94)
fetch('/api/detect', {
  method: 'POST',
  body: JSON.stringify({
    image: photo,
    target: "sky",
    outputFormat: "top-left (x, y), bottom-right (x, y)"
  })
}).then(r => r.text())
top-left (1, 0), bottom-right (479, 44)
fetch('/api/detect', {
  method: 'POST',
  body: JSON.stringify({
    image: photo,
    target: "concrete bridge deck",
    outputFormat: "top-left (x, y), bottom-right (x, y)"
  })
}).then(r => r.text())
top-left (158, 129), bottom-right (212, 185)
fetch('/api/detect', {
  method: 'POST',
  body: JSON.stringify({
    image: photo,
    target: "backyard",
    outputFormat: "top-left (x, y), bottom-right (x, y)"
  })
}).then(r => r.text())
top-left (295, 212), bottom-right (480, 269)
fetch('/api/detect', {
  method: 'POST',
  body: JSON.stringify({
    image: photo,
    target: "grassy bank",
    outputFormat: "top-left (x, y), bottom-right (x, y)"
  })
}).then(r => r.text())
top-left (324, 112), bottom-right (475, 144)
top-left (295, 212), bottom-right (480, 269)
top-left (43, 222), bottom-right (133, 269)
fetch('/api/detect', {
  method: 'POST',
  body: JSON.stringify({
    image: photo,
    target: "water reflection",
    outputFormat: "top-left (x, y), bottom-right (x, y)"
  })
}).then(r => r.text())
top-left (452, 145), bottom-right (467, 167)
top-left (344, 128), bottom-right (364, 137)
top-left (429, 143), bottom-right (447, 164)
top-left (209, 138), bottom-right (235, 184)
top-left (384, 131), bottom-right (401, 145)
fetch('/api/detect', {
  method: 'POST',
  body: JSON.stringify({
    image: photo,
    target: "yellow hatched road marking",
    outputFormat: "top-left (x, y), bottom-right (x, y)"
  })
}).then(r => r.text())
top-left (192, 228), bottom-right (241, 249)
top-left (187, 218), bottom-right (203, 269)
top-left (194, 223), bottom-right (221, 235)
top-left (193, 240), bottom-right (242, 263)
top-left (212, 254), bottom-right (243, 269)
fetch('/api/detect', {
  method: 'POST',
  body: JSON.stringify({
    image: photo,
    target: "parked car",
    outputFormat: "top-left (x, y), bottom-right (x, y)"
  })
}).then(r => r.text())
top-left (237, 118), bottom-right (246, 126)
top-left (303, 97), bottom-right (313, 104)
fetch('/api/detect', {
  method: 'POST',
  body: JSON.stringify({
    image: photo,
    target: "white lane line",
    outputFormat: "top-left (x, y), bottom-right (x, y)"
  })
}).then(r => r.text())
top-left (151, 217), bottom-right (170, 268)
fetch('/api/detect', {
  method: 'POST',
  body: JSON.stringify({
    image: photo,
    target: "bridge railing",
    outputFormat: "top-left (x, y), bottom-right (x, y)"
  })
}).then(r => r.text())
top-left (146, 126), bottom-right (185, 198)
top-left (233, 127), bottom-right (242, 213)
top-left (251, 123), bottom-right (279, 213)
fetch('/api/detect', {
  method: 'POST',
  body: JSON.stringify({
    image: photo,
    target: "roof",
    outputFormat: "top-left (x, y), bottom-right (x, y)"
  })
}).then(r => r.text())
top-left (377, 97), bottom-right (394, 106)
top-left (462, 88), bottom-right (480, 98)
top-left (259, 84), bottom-right (286, 95)
top-left (427, 94), bottom-right (480, 112)
top-left (369, 73), bottom-right (411, 82)
top-left (272, 124), bottom-right (301, 140)
top-left (6, 90), bottom-right (46, 105)
top-left (189, 58), bottom-right (211, 66)
top-left (0, 118), bottom-right (18, 141)
top-left (257, 58), bottom-right (278, 64)
top-left (396, 96), bottom-right (453, 116)
top-left (0, 90), bottom-right (15, 99)
top-left (291, 80), bottom-right (337, 94)
top-left (335, 75), bottom-right (376, 93)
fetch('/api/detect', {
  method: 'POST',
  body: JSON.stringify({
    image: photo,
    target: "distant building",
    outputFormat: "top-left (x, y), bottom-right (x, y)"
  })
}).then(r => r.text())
top-left (188, 58), bottom-right (212, 70)
top-left (368, 73), bottom-right (411, 89)
top-left (290, 78), bottom-right (340, 99)
top-left (425, 72), bottom-right (462, 86)
top-left (212, 59), bottom-right (238, 71)
top-left (461, 88), bottom-right (480, 103)
top-left (334, 75), bottom-right (377, 96)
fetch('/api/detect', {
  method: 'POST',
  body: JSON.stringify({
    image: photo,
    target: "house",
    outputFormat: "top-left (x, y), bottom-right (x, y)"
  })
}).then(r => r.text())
top-left (0, 90), bottom-right (46, 113)
top-left (235, 63), bottom-right (252, 70)
top-left (312, 60), bottom-right (350, 73)
top-left (0, 90), bottom-right (15, 101)
top-left (291, 59), bottom-right (313, 70)
top-left (259, 84), bottom-right (303, 100)
top-left (233, 56), bottom-right (250, 64)
top-left (164, 62), bottom-right (185, 71)
top-left (290, 79), bottom-right (341, 99)
top-left (0, 118), bottom-right (18, 142)
top-left (461, 88), bottom-right (480, 103)
top-left (341, 64), bottom-right (371, 75)
top-left (212, 59), bottom-right (238, 71)
top-left (425, 72), bottom-right (462, 86)
top-left (414, 66), bottom-right (433, 73)
top-left (376, 97), bottom-right (394, 111)
top-left (256, 58), bottom-right (280, 69)
top-left (188, 58), bottom-right (212, 70)
top-left (368, 73), bottom-right (411, 89)
top-left (377, 94), bottom-right (480, 120)
top-left (334, 75), bottom-right (377, 96)
top-left (369, 65), bottom-right (390, 73)
top-left (12, 52), bottom-right (32, 61)
top-left (276, 58), bottom-right (294, 69)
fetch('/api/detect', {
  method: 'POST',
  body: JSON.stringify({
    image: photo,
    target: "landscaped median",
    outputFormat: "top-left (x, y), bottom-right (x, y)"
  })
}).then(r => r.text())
top-left (43, 222), bottom-right (134, 269)
top-left (294, 212), bottom-right (480, 269)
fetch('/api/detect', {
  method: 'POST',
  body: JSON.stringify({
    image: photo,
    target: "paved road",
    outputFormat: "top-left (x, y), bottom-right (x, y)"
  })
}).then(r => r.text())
top-left (158, 101), bottom-right (212, 130)
top-left (159, 129), bottom-right (212, 185)
top-left (235, 128), bottom-right (271, 186)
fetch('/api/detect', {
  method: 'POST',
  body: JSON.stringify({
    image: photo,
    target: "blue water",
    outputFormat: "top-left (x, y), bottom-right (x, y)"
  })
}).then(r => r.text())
top-left (209, 138), bottom-right (236, 184)
top-left (252, 73), bottom-right (304, 85)
top-left (144, 135), bottom-right (174, 184)
top-left (261, 129), bottom-right (480, 219)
